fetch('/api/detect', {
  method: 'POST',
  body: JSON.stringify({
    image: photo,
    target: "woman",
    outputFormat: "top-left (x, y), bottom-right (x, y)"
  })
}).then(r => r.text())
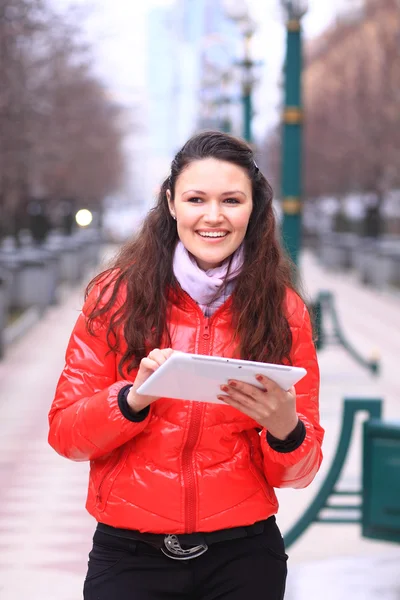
top-left (49, 131), bottom-right (324, 600)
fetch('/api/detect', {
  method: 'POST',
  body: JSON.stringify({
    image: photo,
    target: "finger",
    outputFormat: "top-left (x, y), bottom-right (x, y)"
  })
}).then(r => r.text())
top-left (255, 374), bottom-right (281, 390)
top-left (227, 379), bottom-right (267, 398)
top-left (162, 348), bottom-right (174, 359)
top-left (140, 357), bottom-right (160, 372)
top-left (148, 348), bottom-right (169, 366)
top-left (220, 385), bottom-right (257, 407)
top-left (217, 394), bottom-right (254, 418)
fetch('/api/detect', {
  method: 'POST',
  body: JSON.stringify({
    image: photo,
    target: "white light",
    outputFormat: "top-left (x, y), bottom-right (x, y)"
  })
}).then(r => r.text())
top-left (281, 0), bottom-right (308, 19)
top-left (223, 0), bottom-right (249, 21)
top-left (150, 0), bottom-right (175, 5)
top-left (75, 209), bottom-right (93, 227)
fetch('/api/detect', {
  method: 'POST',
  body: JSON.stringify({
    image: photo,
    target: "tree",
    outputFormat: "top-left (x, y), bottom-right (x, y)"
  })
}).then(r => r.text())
top-left (301, 0), bottom-right (400, 236)
top-left (0, 0), bottom-right (127, 241)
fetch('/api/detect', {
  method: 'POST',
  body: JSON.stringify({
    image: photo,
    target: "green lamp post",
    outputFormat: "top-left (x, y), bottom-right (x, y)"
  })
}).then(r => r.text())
top-left (280, 0), bottom-right (308, 266)
top-left (223, 0), bottom-right (258, 144)
top-left (277, 1), bottom-right (378, 369)
top-left (240, 23), bottom-right (256, 144)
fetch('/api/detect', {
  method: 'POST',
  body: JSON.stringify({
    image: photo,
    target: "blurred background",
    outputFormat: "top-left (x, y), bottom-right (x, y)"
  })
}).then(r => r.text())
top-left (0, 0), bottom-right (399, 598)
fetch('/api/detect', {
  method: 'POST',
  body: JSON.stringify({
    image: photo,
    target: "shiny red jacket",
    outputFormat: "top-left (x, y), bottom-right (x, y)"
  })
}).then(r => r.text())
top-left (48, 282), bottom-right (323, 534)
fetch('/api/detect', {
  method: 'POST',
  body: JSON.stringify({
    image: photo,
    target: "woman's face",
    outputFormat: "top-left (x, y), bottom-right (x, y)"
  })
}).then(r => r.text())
top-left (167, 158), bottom-right (253, 270)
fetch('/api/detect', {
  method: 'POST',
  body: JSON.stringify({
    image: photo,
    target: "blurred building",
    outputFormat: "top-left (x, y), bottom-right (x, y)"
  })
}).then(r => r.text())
top-left (304, 0), bottom-right (400, 159)
top-left (302, 0), bottom-right (400, 234)
top-left (194, 1), bottom-right (242, 134)
top-left (144, 5), bottom-right (178, 206)
top-left (304, 0), bottom-right (388, 96)
top-left (145, 0), bottom-right (243, 206)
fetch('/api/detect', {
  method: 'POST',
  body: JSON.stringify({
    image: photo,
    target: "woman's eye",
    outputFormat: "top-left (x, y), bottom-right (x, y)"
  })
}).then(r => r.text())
top-left (186, 197), bottom-right (239, 204)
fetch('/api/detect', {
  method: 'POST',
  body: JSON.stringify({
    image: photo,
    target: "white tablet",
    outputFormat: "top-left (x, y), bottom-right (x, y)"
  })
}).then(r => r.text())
top-left (136, 352), bottom-right (307, 404)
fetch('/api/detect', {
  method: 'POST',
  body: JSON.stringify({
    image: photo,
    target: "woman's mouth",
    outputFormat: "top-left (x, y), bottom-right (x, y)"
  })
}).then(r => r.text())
top-left (197, 231), bottom-right (229, 239)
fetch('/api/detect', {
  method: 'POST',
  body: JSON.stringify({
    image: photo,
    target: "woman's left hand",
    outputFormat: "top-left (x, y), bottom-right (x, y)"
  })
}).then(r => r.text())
top-left (218, 375), bottom-right (299, 440)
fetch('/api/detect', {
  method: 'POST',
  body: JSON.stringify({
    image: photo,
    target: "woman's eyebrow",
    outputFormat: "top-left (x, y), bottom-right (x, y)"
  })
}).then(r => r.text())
top-left (182, 189), bottom-right (205, 196)
top-left (182, 189), bottom-right (246, 198)
top-left (221, 190), bottom-right (246, 198)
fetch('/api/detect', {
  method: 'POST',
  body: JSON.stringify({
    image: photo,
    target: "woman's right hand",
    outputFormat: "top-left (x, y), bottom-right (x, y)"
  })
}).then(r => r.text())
top-left (126, 348), bottom-right (174, 413)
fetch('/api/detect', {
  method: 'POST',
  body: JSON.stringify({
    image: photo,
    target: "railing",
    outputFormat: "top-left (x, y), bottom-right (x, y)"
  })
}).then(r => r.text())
top-left (312, 291), bottom-right (380, 375)
top-left (284, 398), bottom-right (382, 548)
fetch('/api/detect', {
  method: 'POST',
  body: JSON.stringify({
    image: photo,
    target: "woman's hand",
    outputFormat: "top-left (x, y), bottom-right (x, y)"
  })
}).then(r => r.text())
top-left (218, 374), bottom-right (299, 440)
top-left (127, 348), bottom-right (174, 413)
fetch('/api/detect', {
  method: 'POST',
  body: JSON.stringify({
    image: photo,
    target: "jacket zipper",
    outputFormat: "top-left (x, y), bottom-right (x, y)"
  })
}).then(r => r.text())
top-left (182, 315), bottom-right (211, 532)
top-left (175, 289), bottom-right (227, 532)
top-left (202, 319), bottom-right (210, 351)
top-left (182, 402), bottom-right (202, 532)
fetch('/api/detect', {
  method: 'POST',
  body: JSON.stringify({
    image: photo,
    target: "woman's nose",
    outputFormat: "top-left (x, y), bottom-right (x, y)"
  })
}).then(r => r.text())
top-left (204, 202), bottom-right (223, 223)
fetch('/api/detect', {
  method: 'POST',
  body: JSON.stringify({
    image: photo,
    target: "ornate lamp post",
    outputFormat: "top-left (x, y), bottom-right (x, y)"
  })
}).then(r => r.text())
top-left (278, 1), bottom-right (379, 371)
top-left (198, 33), bottom-right (236, 134)
top-left (237, 18), bottom-right (257, 144)
top-left (199, 60), bottom-right (224, 130)
top-left (223, 0), bottom-right (258, 144)
top-left (280, 0), bottom-right (308, 266)
top-left (218, 72), bottom-right (234, 134)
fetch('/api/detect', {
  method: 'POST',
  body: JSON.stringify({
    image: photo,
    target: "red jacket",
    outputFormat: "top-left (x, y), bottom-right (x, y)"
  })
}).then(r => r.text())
top-left (48, 283), bottom-right (323, 534)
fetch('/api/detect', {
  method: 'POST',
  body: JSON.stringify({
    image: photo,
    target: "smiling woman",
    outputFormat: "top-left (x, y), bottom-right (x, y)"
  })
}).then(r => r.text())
top-left (166, 158), bottom-right (253, 270)
top-left (48, 131), bottom-right (323, 600)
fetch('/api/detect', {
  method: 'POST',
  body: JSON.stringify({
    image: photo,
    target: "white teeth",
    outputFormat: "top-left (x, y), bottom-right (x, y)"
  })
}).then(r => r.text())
top-left (198, 232), bottom-right (228, 238)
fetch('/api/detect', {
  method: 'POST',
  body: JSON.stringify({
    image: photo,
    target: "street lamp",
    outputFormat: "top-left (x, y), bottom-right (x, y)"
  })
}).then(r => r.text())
top-left (279, 1), bottom-right (379, 369)
top-left (217, 71), bottom-right (234, 134)
top-left (222, 0), bottom-right (249, 23)
top-left (223, 1), bottom-right (260, 144)
top-left (198, 33), bottom-right (237, 133)
top-left (199, 61), bottom-right (223, 130)
top-left (237, 18), bottom-right (257, 144)
top-left (199, 58), bottom-right (234, 133)
top-left (280, 0), bottom-right (308, 266)
top-left (281, 0), bottom-right (308, 20)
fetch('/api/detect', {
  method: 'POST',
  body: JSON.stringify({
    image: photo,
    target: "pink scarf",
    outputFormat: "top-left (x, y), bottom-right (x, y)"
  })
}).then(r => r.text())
top-left (172, 241), bottom-right (244, 316)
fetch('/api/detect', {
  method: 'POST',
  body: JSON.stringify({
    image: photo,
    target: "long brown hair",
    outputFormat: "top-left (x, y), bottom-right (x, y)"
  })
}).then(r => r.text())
top-left (86, 131), bottom-right (299, 376)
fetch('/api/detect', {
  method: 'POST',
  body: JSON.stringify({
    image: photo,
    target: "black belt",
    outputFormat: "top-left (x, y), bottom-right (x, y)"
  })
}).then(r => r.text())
top-left (97, 517), bottom-right (274, 561)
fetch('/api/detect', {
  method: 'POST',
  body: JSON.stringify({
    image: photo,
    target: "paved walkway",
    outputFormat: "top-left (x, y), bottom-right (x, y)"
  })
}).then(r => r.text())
top-left (0, 248), bottom-right (399, 599)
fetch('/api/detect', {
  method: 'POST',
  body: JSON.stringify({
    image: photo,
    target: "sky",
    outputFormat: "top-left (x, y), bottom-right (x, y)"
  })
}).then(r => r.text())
top-left (61, 0), bottom-right (348, 113)
top-left (54, 0), bottom-right (350, 199)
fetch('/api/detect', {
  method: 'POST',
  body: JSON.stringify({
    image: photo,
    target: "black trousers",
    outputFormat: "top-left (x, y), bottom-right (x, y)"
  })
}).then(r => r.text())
top-left (83, 518), bottom-right (288, 600)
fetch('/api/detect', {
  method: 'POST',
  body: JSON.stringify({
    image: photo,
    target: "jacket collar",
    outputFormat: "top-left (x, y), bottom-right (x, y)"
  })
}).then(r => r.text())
top-left (167, 284), bottom-right (233, 318)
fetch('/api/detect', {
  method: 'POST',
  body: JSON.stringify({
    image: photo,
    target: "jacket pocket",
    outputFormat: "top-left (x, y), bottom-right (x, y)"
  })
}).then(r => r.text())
top-left (95, 446), bottom-right (130, 512)
top-left (243, 431), bottom-right (275, 504)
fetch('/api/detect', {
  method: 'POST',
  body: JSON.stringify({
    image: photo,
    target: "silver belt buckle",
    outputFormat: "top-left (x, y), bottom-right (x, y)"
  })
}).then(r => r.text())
top-left (161, 534), bottom-right (208, 560)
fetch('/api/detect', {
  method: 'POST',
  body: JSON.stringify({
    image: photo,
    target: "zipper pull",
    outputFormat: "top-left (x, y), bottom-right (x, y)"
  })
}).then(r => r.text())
top-left (203, 320), bottom-right (210, 340)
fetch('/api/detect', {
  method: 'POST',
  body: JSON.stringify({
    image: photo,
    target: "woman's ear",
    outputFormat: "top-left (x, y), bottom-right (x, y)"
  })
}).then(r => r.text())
top-left (166, 189), bottom-right (176, 219)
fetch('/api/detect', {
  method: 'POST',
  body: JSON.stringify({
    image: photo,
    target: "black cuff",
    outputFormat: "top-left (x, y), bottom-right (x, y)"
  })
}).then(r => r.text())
top-left (117, 385), bottom-right (150, 422)
top-left (266, 419), bottom-right (306, 453)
